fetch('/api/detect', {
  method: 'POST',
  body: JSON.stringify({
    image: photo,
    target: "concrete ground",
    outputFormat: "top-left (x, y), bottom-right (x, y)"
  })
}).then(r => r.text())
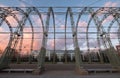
top-left (0, 64), bottom-right (120, 78)
top-left (0, 71), bottom-right (120, 78)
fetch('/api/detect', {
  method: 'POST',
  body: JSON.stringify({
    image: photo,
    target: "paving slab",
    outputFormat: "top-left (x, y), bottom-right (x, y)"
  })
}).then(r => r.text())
top-left (0, 71), bottom-right (120, 78)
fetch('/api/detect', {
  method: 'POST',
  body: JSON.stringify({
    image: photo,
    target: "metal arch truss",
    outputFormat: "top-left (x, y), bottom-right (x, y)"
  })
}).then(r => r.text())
top-left (0, 7), bottom-right (120, 70)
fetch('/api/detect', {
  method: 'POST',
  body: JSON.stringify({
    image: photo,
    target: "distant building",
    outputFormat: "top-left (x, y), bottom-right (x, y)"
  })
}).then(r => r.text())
top-left (31, 49), bottom-right (100, 62)
top-left (116, 45), bottom-right (120, 56)
top-left (31, 50), bottom-right (75, 61)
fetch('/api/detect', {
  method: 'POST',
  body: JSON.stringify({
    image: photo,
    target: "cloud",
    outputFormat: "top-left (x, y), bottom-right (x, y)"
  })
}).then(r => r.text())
top-left (81, 38), bottom-right (99, 50)
top-left (31, 15), bottom-right (45, 28)
top-left (47, 39), bottom-right (55, 49)
top-left (100, 1), bottom-right (118, 24)
top-left (0, 27), bottom-right (9, 51)
top-left (0, 4), bottom-right (6, 7)
top-left (97, 1), bottom-right (118, 16)
top-left (47, 39), bottom-right (65, 50)
top-left (47, 38), bottom-right (74, 50)
top-left (78, 21), bottom-right (87, 27)
top-left (0, 27), bottom-right (43, 55)
top-left (89, 39), bottom-right (98, 48)
top-left (20, 3), bottom-right (26, 7)
top-left (0, 27), bottom-right (4, 31)
top-left (78, 21), bottom-right (87, 32)
top-left (110, 33), bottom-right (118, 39)
top-left (47, 34), bottom-right (87, 50)
top-left (117, 29), bottom-right (120, 39)
top-left (22, 28), bottom-right (43, 50)
top-left (0, 4), bottom-right (20, 27)
top-left (6, 16), bottom-right (18, 27)
top-left (60, 25), bottom-right (65, 30)
top-left (102, 15), bottom-right (114, 24)
top-left (0, 7), bottom-right (45, 55)
top-left (104, 1), bottom-right (118, 7)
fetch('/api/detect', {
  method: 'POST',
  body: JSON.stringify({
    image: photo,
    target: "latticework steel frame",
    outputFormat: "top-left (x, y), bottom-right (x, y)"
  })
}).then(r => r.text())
top-left (0, 7), bottom-right (120, 71)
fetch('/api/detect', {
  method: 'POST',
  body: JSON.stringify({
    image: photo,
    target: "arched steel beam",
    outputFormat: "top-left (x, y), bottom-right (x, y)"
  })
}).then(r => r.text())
top-left (27, 15), bottom-right (34, 63)
top-left (0, 7), bottom-right (35, 66)
top-left (14, 7), bottom-right (45, 65)
top-left (86, 7), bottom-right (115, 64)
top-left (13, 8), bottom-right (31, 59)
top-left (93, 7), bottom-right (120, 49)
top-left (2, 8), bottom-right (25, 54)
top-left (95, 7), bottom-right (120, 49)
top-left (0, 7), bottom-right (26, 64)
top-left (107, 19), bottom-right (116, 46)
top-left (3, 7), bottom-right (35, 64)
top-left (75, 7), bottom-right (88, 56)
top-left (108, 8), bottom-right (120, 44)
top-left (99, 8), bottom-right (115, 47)
top-left (94, 7), bottom-right (116, 50)
top-left (31, 7), bottom-right (45, 46)
top-left (68, 7), bottom-right (84, 70)
top-left (37, 7), bottom-right (50, 70)
top-left (87, 7), bottom-right (114, 49)
top-left (0, 18), bottom-right (4, 27)
top-left (0, 10), bottom-right (15, 69)
top-left (50, 7), bottom-right (56, 63)
top-left (95, 7), bottom-right (120, 66)
top-left (37, 7), bottom-right (56, 70)
top-left (85, 7), bottom-right (104, 63)
top-left (64, 7), bottom-right (69, 63)
top-left (12, 7), bottom-right (45, 63)
top-left (76, 7), bottom-right (87, 32)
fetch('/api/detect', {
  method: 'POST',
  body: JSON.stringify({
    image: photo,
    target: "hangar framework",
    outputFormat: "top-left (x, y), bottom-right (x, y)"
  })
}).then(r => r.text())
top-left (0, 7), bottom-right (120, 72)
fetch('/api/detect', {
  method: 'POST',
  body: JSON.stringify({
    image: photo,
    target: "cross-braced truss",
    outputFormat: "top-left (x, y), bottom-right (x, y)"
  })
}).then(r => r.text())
top-left (0, 7), bottom-right (120, 70)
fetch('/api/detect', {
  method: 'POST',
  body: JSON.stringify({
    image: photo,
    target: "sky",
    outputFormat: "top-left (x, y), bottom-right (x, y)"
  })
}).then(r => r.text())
top-left (0, 0), bottom-right (120, 7)
top-left (0, 0), bottom-right (120, 55)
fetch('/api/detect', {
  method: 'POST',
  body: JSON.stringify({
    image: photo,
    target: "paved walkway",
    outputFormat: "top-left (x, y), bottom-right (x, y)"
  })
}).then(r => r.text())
top-left (0, 64), bottom-right (120, 78)
top-left (0, 71), bottom-right (120, 78)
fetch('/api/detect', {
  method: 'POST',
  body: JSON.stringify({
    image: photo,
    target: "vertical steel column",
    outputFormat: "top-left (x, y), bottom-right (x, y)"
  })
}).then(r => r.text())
top-left (50, 7), bottom-right (56, 64)
top-left (64, 8), bottom-right (68, 63)
top-left (37, 7), bottom-right (50, 70)
top-left (69, 7), bottom-right (85, 70)
top-left (69, 7), bottom-right (88, 74)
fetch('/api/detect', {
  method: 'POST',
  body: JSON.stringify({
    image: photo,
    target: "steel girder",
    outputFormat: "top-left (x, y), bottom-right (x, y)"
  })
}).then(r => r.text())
top-left (0, 7), bottom-right (19, 69)
top-left (0, 7), bottom-right (120, 70)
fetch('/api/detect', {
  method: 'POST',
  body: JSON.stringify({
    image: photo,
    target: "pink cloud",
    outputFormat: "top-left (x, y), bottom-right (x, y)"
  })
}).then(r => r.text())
top-left (31, 15), bottom-right (45, 28)
top-left (22, 28), bottom-right (43, 50)
top-left (78, 21), bottom-right (87, 27)
top-left (97, 1), bottom-right (118, 16)
top-left (47, 39), bottom-right (65, 50)
top-left (78, 21), bottom-right (87, 32)
top-left (101, 1), bottom-right (118, 24)
top-left (104, 1), bottom-right (118, 7)
top-left (0, 27), bottom-right (9, 51)
top-left (0, 27), bottom-right (4, 31)
top-left (60, 25), bottom-right (65, 30)
top-left (102, 15), bottom-right (114, 24)
top-left (47, 39), bottom-right (55, 49)
top-left (6, 16), bottom-right (18, 27)
top-left (0, 4), bottom-right (20, 27)
top-left (110, 33), bottom-right (117, 39)
top-left (0, 4), bottom-right (6, 7)
top-left (47, 38), bottom-right (74, 50)
top-left (0, 27), bottom-right (43, 55)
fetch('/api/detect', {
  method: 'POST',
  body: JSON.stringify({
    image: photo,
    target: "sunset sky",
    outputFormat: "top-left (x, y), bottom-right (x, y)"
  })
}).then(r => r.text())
top-left (0, 0), bottom-right (120, 55)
